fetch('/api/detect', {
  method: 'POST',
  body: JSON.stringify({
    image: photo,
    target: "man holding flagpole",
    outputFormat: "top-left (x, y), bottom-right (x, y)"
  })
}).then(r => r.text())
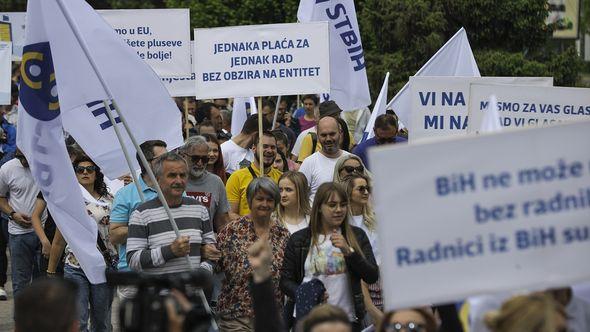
top-left (126, 152), bottom-right (217, 275)
top-left (109, 140), bottom-right (166, 298)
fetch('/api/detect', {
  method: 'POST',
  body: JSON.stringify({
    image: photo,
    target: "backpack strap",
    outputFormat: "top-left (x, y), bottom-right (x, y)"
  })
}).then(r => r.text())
top-left (309, 132), bottom-right (318, 153)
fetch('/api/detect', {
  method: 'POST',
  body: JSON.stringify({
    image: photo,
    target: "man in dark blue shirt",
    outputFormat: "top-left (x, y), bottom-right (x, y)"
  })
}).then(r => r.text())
top-left (352, 113), bottom-right (406, 170)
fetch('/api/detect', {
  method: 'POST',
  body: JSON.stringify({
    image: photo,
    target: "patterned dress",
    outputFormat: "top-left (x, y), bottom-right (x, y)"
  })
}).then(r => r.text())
top-left (217, 216), bottom-right (290, 319)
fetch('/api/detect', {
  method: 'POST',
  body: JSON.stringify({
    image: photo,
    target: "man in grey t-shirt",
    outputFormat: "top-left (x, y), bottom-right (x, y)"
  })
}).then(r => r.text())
top-left (181, 136), bottom-right (230, 232)
top-left (0, 150), bottom-right (46, 297)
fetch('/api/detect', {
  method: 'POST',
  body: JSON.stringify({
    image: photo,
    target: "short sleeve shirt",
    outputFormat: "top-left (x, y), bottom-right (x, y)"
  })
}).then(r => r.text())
top-left (185, 172), bottom-right (230, 222)
top-left (221, 139), bottom-right (254, 174)
top-left (299, 151), bottom-right (350, 202)
top-left (0, 158), bottom-right (45, 235)
top-left (110, 176), bottom-right (158, 270)
top-left (225, 164), bottom-right (282, 216)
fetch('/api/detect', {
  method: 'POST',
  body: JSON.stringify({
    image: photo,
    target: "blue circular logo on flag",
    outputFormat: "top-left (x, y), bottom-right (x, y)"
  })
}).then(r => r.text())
top-left (19, 42), bottom-right (60, 121)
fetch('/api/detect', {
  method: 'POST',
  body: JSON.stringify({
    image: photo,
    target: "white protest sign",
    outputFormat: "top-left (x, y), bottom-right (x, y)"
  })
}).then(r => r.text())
top-left (161, 73), bottom-right (195, 97)
top-left (161, 41), bottom-right (195, 97)
top-left (468, 84), bottom-right (590, 133)
top-left (370, 120), bottom-right (590, 310)
top-left (0, 12), bottom-right (25, 60)
top-left (194, 22), bottom-right (330, 99)
top-left (0, 42), bottom-right (10, 105)
top-left (410, 77), bottom-right (553, 142)
top-left (98, 9), bottom-right (191, 76)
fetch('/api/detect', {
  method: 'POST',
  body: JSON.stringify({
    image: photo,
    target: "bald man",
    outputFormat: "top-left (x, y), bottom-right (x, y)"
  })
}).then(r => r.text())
top-left (299, 116), bottom-right (351, 201)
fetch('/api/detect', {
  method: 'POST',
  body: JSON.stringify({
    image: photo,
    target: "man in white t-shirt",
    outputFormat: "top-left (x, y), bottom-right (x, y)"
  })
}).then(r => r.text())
top-left (221, 114), bottom-right (270, 174)
top-left (0, 150), bottom-right (46, 297)
top-left (299, 116), bottom-right (350, 202)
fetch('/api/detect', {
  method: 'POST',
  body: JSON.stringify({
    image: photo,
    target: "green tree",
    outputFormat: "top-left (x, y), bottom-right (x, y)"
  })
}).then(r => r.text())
top-left (358, 0), bottom-right (583, 101)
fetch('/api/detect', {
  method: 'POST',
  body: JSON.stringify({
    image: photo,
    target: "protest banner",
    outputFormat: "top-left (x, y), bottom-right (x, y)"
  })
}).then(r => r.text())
top-left (0, 12), bottom-right (25, 60)
top-left (194, 22), bottom-right (330, 99)
top-left (0, 41), bottom-right (10, 105)
top-left (161, 41), bottom-right (195, 97)
top-left (98, 8), bottom-right (191, 76)
top-left (365, 28), bottom-right (480, 140)
top-left (468, 84), bottom-right (590, 134)
top-left (3, 10), bottom-right (191, 76)
top-left (410, 76), bottom-right (553, 142)
top-left (369, 120), bottom-right (590, 309)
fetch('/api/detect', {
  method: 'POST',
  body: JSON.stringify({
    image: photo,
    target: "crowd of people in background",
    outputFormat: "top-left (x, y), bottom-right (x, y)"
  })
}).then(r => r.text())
top-left (1, 63), bottom-right (589, 332)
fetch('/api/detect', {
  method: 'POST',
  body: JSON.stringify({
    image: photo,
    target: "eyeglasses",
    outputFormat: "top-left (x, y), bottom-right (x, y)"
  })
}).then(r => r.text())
top-left (341, 165), bottom-right (364, 174)
top-left (385, 322), bottom-right (425, 332)
top-left (187, 154), bottom-right (209, 165)
top-left (74, 165), bottom-right (97, 174)
top-left (356, 185), bottom-right (371, 193)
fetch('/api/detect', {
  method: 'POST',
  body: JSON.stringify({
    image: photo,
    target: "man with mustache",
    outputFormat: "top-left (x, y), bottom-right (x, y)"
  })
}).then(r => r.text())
top-left (299, 114), bottom-right (352, 202)
top-left (126, 152), bottom-right (217, 275)
top-left (226, 131), bottom-right (282, 220)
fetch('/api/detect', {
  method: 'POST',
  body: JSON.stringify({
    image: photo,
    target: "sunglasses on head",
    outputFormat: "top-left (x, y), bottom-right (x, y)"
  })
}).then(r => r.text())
top-left (385, 322), bottom-right (425, 332)
top-left (341, 165), bottom-right (364, 174)
top-left (74, 165), bottom-right (97, 174)
top-left (188, 154), bottom-right (209, 165)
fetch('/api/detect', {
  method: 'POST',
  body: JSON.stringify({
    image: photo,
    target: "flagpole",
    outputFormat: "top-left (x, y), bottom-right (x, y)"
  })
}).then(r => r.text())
top-left (258, 97), bottom-right (263, 175)
top-left (101, 101), bottom-right (144, 202)
top-left (55, 0), bottom-right (188, 260)
top-left (55, 2), bottom-right (218, 329)
top-left (272, 95), bottom-right (281, 130)
top-left (184, 103), bottom-right (189, 139)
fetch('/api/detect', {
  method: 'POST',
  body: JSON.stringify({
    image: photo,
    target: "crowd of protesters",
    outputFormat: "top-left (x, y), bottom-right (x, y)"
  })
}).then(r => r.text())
top-left (1, 67), bottom-right (590, 332)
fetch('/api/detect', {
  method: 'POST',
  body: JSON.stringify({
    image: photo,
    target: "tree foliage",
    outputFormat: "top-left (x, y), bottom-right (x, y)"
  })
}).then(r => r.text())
top-left (0, 0), bottom-right (583, 101)
top-left (358, 0), bottom-right (583, 101)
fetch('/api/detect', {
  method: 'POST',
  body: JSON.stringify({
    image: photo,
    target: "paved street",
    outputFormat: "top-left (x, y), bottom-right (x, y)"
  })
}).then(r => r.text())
top-left (0, 278), bottom-right (13, 332)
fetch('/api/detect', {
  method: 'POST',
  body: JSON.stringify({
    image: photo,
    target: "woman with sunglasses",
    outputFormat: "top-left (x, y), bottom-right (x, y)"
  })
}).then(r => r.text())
top-left (333, 154), bottom-right (371, 185)
top-left (344, 173), bottom-right (383, 325)
top-left (47, 155), bottom-right (117, 332)
top-left (201, 133), bottom-right (228, 184)
top-left (377, 308), bottom-right (437, 332)
top-left (280, 182), bottom-right (378, 331)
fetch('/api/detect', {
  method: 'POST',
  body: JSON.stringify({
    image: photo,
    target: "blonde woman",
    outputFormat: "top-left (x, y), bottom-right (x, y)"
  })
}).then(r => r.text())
top-left (485, 294), bottom-right (567, 332)
top-left (275, 171), bottom-right (311, 234)
top-left (345, 173), bottom-right (382, 324)
top-left (333, 154), bottom-right (371, 185)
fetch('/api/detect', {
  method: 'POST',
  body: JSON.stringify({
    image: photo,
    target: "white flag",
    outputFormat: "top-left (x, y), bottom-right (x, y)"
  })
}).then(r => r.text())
top-left (298, 0), bottom-right (371, 111)
top-left (364, 28), bottom-right (480, 140)
top-left (17, 0), bottom-right (106, 283)
top-left (231, 97), bottom-right (257, 136)
top-left (371, 72), bottom-right (389, 129)
top-left (40, 0), bottom-right (183, 179)
top-left (479, 95), bottom-right (502, 133)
